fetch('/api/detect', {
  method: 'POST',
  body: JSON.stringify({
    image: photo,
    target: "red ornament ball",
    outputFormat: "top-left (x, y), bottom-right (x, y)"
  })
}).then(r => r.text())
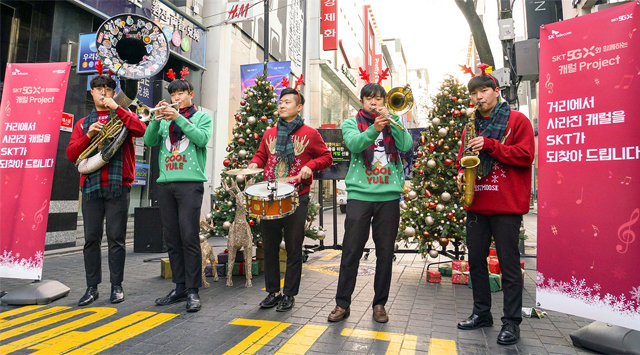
top-left (249, 219), bottom-right (255, 226)
top-left (424, 189), bottom-right (432, 197)
top-left (253, 133), bottom-right (259, 140)
top-left (418, 169), bottom-right (424, 175)
top-left (469, 101), bottom-right (475, 108)
top-left (226, 146), bottom-right (231, 152)
top-left (451, 96), bottom-right (458, 101)
top-left (428, 142), bottom-right (436, 151)
top-left (260, 115), bottom-right (268, 122)
top-left (417, 151), bottom-right (424, 158)
top-left (444, 158), bottom-right (453, 166)
top-left (428, 202), bottom-right (437, 209)
top-left (446, 212), bottom-right (454, 219)
top-left (452, 109), bottom-right (461, 117)
top-left (223, 159), bottom-right (231, 167)
top-left (240, 100), bottom-right (246, 106)
top-left (413, 162), bottom-right (420, 168)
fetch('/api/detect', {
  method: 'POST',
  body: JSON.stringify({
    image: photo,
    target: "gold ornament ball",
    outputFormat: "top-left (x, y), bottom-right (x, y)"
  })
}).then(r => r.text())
top-left (436, 203), bottom-right (445, 212)
top-left (238, 149), bottom-right (248, 158)
top-left (438, 128), bottom-right (448, 137)
top-left (236, 174), bottom-right (245, 182)
top-left (427, 159), bottom-right (437, 169)
top-left (258, 99), bottom-right (263, 104)
top-left (407, 190), bottom-right (418, 200)
top-left (223, 221), bottom-right (232, 230)
top-left (432, 117), bottom-right (441, 125)
top-left (404, 227), bottom-right (416, 237)
top-left (441, 192), bottom-right (451, 201)
top-left (438, 238), bottom-right (450, 247)
top-left (425, 216), bottom-right (434, 225)
top-left (247, 116), bottom-right (256, 124)
top-left (428, 249), bottom-right (439, 258)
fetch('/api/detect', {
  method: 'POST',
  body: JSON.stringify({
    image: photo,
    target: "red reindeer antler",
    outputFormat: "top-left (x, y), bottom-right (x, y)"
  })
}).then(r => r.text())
top-left (166, 69), bottom-right (176, 81)
top-left (95, 60), bottom-right (104, 76)
top-left (293, 74), bottom-right (304, 90)
top-left (180, 67), bottom-right (189, 80)
top-left (376, 68), bottom-right (389, 84)
top-left (108, 70), bottom-right (114, 78)
top-left (459, 64), bottom-right (475, 77)
top-left (477, 63), bottom-right (490, 76)
top-left (280, 76), bottom-right (290, 88)
top-left (358, 67), bottom-right (370, 83)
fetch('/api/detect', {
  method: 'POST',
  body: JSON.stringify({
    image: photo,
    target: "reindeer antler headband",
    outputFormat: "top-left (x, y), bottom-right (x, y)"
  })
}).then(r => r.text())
top-left (279, 74), bottom-right (305, 103)
top-left (166, 67), bottom-right (192, 92)
top-left (357, 67), bottom-right (390, 84)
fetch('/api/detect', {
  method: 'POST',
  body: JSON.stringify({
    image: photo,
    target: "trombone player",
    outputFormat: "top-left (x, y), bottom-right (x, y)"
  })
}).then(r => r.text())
top-left (66, 74), bottom-right (147, 306)
top-left (328, 82), bottom-right (412, 323)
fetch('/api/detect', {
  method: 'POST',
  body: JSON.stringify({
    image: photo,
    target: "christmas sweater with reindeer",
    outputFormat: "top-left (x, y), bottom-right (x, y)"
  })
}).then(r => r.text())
top-left (250, 124), bottom-right (332, 196)
top-left (341, 116), bottom-right (413, 202)
top-left (143, 110), bottom-right (212, 183)
top-left (456, 110), bottom-right (535, 215)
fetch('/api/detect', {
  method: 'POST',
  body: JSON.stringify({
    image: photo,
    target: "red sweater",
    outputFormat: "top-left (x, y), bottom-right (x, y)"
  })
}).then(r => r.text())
top-left (66, 107), bottom-right (147, 187)
top-left (250, 124), bottom-right (332, 195)
top-left (456, 110), bottom-right (535, 215)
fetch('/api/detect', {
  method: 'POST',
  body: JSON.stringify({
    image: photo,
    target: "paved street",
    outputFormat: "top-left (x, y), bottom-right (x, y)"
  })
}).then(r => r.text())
top-left (0, 208), bottom-right (596, 354)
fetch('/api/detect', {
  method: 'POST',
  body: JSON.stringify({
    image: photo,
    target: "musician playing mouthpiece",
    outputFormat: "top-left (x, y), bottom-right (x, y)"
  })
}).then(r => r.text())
top-left (247, 85), bottom-right (332, 312)
top-left (143, 68), bottom-right (212, 313)
top-left (454, 66), bottom-right (534, 346)
top-left (66, 73), bottom-right (147, 307)
top-left (328, 82), bottom-right (412, 324)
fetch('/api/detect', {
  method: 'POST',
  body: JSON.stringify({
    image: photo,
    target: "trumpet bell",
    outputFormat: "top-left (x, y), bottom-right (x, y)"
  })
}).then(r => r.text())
top-left (386, 86), bottom-right (414, 116)
top-left (460, 155), bottom-right (480, 168)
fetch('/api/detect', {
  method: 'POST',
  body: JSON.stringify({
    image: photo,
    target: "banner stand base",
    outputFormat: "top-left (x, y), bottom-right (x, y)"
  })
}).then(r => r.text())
top-left (0, 280), bottom-right (70, 305)
top-left (570, 321), bottom-right (640, 355)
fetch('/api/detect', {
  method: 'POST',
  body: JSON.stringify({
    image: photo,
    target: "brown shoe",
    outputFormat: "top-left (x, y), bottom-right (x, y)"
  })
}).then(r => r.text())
top-left (328, 305), bottom-right (350, 322)
top-left (373, 305), bottom-right (388, 323)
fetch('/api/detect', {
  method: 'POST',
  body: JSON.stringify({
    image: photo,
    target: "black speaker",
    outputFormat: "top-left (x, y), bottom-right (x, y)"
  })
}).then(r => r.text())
top-left (134, 207), bottom-right (166, 253)
top-left (514, 39), bottom-right (540, 81)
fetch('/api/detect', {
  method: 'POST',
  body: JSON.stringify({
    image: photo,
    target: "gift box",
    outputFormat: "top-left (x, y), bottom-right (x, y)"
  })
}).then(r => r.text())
top-left (489, 248), bottom-right (497, 257)
top-left (216, 263), bottom-right (225, 277)
top-left (452, 260), bottom-right (469, 272)
top-left (520, 261), bottom-right (525, 270)
top-left (452, 271), bottom-right (469, 285)
top-left (204, 264), bottom-right (213, 277)
top-left (488, 257), bottom-right (501, 274)
top-left (438, 264), bottom-right (452, 277)
top-left (217, 250), bottom-right (246, 264)
top-left (468, 273), bottom-right (502, 292)
top-left (224, 261), bottom-right (259, 276)
top-left (160, 258), bottom-right (172, 279)
top-left (427, 270), bottom-right (441, 283)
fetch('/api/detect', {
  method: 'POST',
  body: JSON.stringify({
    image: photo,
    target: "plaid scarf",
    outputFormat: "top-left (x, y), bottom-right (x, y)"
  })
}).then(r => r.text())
top-left (476, 100), bottom-right (510, 178)
top-left (81, 109), bottom-right (123, 200)
top-left (169, 104), bottom-right (196, 145)
top-left (275, 115), bottom-right (304, 164)
top-left (356, 108), bottom-right (398, 169)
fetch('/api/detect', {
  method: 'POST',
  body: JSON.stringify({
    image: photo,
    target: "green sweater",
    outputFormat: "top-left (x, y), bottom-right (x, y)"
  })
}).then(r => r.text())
top-left (342, 115), bottom-right (412, 202)
top-left (143, 111), bottom-right (212, 183)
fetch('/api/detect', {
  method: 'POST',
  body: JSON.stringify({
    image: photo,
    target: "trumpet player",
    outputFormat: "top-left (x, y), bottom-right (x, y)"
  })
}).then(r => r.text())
top-left (329, 82), bottom-right (412, 323)
top-left (455, 70), bottom-right (534, 346)
top-left (143, 70), bottom-right (212, 312)
top-left (66, 74), bottom-right (147, 306)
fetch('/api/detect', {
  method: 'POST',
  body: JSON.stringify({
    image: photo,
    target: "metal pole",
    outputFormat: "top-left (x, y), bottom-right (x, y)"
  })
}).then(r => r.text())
top-left (263, 0), bottom-right (269, 74)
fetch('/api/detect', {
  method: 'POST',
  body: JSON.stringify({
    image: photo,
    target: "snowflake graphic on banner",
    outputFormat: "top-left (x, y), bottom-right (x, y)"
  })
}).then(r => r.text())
top-left (0, 249), bottom-right (44, 277)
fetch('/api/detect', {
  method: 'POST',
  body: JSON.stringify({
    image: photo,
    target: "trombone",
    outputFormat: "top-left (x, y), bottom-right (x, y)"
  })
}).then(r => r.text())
top-left (370, 84), bottom-right (413, 131)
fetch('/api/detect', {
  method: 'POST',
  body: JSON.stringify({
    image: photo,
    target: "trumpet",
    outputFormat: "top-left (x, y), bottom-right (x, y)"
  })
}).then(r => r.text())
top-left (133, 101), bottom-right (179, 122)
top-left (370, 84), bottom-right (414, 131)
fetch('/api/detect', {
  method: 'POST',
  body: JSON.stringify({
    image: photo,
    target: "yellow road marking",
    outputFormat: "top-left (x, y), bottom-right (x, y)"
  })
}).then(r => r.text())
top-left (427, 338), bottom-right (457, 355)
top-left (275, 324), bottom-right (328, 354)
top-left (261, 275), bottom-right (304, 291)
top-left (318, 250), bottom-right (342, 261)
top-left (341, 328), bottom-right (418, 354)
top-left (0, 306), bottom-right (45, 322)
top-left (0, 306), bottom-right (70, 330)
top-left (303, 263), bottom-right (340, 276)
top-left (223, 319), bottom-right (290, 355)
top-left (244, 323), bottom-right (290, 354)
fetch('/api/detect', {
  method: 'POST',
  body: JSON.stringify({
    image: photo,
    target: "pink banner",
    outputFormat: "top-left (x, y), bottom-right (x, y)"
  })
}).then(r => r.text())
top-left (0, 62), bottom-right (71, 280)
top-left (538, 2), bottom-right (640, 330)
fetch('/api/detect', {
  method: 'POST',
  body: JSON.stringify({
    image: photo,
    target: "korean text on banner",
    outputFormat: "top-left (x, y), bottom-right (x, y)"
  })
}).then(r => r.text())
top-left (537, 2), bottom-right (639, 331)
top-left (321, 0), bottom-right (338, 50)
top-left (0, 62), bottom-right (71, 280)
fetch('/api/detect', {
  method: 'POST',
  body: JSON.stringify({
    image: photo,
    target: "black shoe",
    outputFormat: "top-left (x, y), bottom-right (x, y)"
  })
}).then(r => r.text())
top-left (155, 289), bottom-right (188, 306)
top-left (457, 314), bottom-right (493, 330)
top-left (259, 293), bottom-right (282, 308)
top-left (276, 295), bottom-right (295, 312)
top-left (78, 286), bottom-right (99, 306)
top-left (186, 293), bottom-right (201, 312)
top-left (497, 323), bottom-right (520, 345)
top-left (110, 285), bottom-right (124, 304)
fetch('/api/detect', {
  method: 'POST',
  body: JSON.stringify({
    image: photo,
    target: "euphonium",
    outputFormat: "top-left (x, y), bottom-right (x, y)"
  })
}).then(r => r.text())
top-left (460, 106), bottom-right (480, 207)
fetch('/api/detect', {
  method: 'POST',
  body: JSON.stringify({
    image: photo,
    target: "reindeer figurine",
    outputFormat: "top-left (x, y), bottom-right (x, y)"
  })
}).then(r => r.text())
top-left (221, 177), bottom-right (254, 287)
top-left (198, 219), bottom-right (219, 287)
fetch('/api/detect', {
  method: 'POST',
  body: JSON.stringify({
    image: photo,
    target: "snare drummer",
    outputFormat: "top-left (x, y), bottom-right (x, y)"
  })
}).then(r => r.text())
top-left (248, 87), bottom-right (332, 312)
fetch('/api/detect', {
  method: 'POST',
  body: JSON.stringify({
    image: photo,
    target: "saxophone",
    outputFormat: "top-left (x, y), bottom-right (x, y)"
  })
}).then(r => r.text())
top-left (460, 107), bottom-right (480, 207)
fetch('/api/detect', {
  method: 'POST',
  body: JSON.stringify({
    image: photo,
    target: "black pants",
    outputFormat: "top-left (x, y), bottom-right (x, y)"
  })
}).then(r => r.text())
top-left (81, 186), bottom-right (130, 287)
top-left (335, 199), bottom-right (400, 309)
top-left (157, 182), bottom-right (204, 289)
top-left (467, 211), bottom-right (523, 325)
top-left (261, 193), bottom-right (310, 296)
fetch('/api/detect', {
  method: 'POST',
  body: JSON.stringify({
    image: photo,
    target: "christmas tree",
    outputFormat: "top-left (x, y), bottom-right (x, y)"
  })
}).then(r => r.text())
top-left (397, 75), bottom-right (472, 258)
top-left (208, 72), bottom-right (279, 241)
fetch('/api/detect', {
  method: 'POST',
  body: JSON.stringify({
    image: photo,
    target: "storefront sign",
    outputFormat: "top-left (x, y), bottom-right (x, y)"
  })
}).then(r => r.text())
top-left (133, 163), bottom-right (149, 186)
top-left (321, 0), bottom-right (338, 50)
top-left (372, 54), bottom-right (383, 82)
top-left (340, 65), bottom-right (357, 87)
top-left (61, 112), bottom-right (74, 132)
top-left (77, 33), bottom-right (100, 74)
top-left (80, 0), bottom-right (206, 67)
top-left (240, 61), bottom-right (291, 98)
top-left (287, 0), bottom-right (304, 75)
top-left (0, 62), bottom-right (71, 280)
top-left (225, 1), bottom-right (254, 23)
top-left (538, 2), bottom-right (640, 330)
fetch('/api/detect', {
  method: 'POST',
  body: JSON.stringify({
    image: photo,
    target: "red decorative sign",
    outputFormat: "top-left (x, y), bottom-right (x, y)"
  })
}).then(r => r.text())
top-left (372, 54), bottom-right (383, 85)
top-left (61, 112), bottom-right (73, 132)
top-left (538, 2), bottom-right (640, 330)
top-left (321, 0), bottom-right (338, 50)
top-left (0, 62), bottom-right (70, 280)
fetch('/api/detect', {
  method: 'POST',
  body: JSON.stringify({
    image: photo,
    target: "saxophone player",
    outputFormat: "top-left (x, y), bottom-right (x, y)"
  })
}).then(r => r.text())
top-left (455, 69), bottom-right (535, 345)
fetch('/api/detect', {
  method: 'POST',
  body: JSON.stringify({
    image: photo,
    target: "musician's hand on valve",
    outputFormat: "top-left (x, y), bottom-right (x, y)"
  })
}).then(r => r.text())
top-left (467, 136), bottom-right (485, 152)
top-left (155, 99), bottom-right (168, 108)
top-left (373, 114), bottom-right (389, 132)
top-left (161, 105), bottom-right (179, 121)
top-left (87, 122), bottom-right (104, 139)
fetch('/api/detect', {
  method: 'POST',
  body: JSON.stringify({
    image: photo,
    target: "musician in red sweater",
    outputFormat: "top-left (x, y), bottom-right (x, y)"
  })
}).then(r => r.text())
top-left (455, 72), bottom-right (535, 346)
top-left (66, 75), bottom-right (146, 306)
top-left (248, 87), bottom-right (332, 312)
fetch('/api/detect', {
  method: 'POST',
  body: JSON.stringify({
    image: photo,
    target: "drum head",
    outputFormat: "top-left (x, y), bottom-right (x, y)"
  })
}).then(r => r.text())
top-left (244, 182), bottom-right (295, 197)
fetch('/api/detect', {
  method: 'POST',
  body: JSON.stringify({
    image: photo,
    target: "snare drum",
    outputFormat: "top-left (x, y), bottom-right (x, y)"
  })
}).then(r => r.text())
top-left (244, 182), bottom-right (299, 220)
